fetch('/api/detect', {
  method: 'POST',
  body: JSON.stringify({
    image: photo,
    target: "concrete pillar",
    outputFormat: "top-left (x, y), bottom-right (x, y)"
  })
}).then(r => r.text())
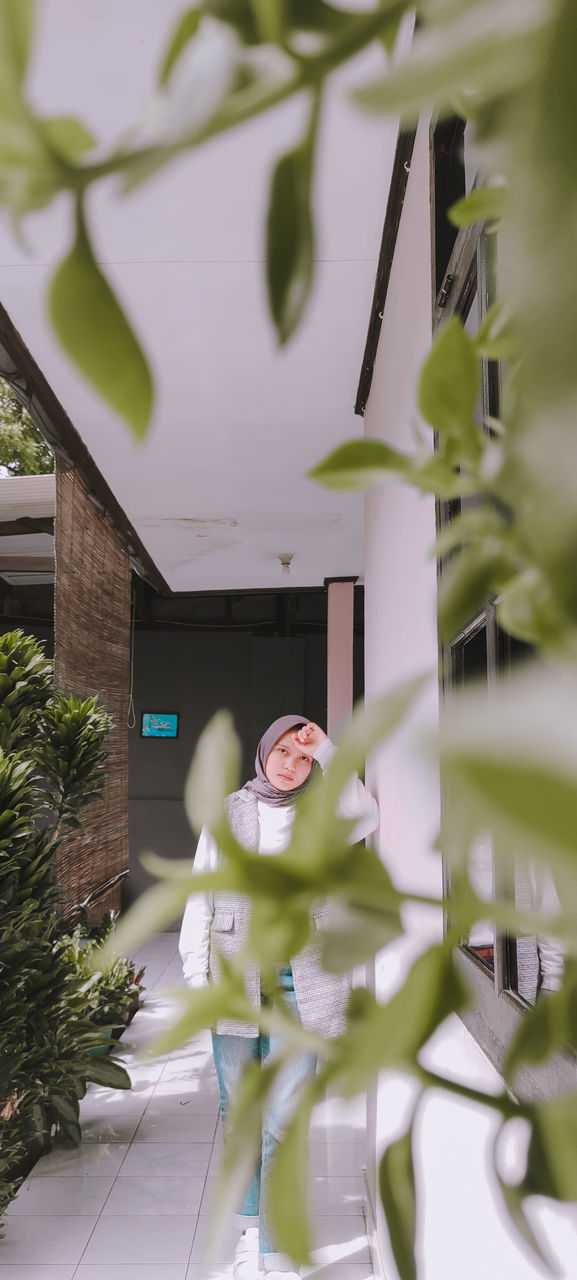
top-left (325, 577), bottom-right (356, 737)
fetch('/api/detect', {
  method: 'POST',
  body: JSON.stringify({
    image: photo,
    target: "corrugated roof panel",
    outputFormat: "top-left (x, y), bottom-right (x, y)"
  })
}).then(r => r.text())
top-left (0, 475), bottom-right (56, 520)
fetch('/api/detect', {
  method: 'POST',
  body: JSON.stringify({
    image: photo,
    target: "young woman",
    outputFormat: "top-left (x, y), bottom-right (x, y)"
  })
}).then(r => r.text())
top-left (179, 714), bottom-right (379, 1280)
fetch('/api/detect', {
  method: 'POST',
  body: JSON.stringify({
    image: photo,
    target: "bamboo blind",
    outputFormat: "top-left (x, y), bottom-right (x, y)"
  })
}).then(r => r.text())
top-left (54, 463), bottom-right (131, 921)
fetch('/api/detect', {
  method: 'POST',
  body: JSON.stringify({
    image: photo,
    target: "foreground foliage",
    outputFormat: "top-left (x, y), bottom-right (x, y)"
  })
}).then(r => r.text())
top-left (3, 1), bottom-right (577, 1276)
top-left (0, 631), bottom-right (132, 1223)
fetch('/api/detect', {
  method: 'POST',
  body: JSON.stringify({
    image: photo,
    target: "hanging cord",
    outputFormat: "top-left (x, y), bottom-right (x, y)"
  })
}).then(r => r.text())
top-left (126, 590), bottom-right (136, 729)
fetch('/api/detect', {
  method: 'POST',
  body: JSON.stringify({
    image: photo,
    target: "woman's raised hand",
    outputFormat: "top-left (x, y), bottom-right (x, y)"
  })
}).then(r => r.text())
top-left (292, 722), bottom-right (327, 757)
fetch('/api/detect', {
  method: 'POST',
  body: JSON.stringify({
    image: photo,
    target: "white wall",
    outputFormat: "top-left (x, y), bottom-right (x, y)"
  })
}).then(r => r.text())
top-left (361, 120), bottom-right (577, 1280)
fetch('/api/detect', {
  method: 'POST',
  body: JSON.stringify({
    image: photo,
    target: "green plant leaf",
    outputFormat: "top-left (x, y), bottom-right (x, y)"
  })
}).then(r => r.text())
top-left (530, 0), bottom-right (577, 206)
top-left (437, 540), bottom-right (516, 643)
top-left (48, 200), bottom-right (153, 438)
top-left (440, 665), bottom-right (577, 887)
top-left (289, 673), bottom-right (428, 877)
top-left (266, 97), bottom-right (318, 344)
top-left (39, 116), bottom-right (97, 161)
top-left (493, 1125), bottom-right (556, 1277)
top-left (474, 300), bottom-right (519, 362)
top-left (309, 438), bottom-right (414, 491)
top-left (332, 945), bottom-right (468, 1095)
top-left (184, 709), bottom-right (242, 835)
top-left (82, 1057), bottom-right (131, 1089)
top-left (203, 1057), bottom-right (282, 1266)
top-left (504, 961), bottom-right (577, 1082)
top-left (525, 1093), bottom-right (577, 1202)
top-left (96, 876), bottom-right (199, 965)
top-left (449, 185), bottom-right (506, 229)
top-left (267, 1078), bottom-right (317, 1263)
top-left (352, 5), bottom-right (545, 123)
top-left (49, 1092), bottom-right (80, 1127)
top-left (147, 970), bottom-right (255, 1056)
top-left (0, 0), bottom-right (37, 87)
top-left (418, 317), bottom-right (480, 453)
top-left (379, 1117), bottom-right (418, 1280)
top-left (320, 902), bottom-right (403, 973)
top-left (159, 7), bottom-right (202, 84)
top-left (495, 568), bottom-right (566, 652)
top-left (504, 990), bottom-right (560, 1084)
top-left (433, 505), bottom-right (510, 562)
top-left (249, 0), bottom-right (286, 45)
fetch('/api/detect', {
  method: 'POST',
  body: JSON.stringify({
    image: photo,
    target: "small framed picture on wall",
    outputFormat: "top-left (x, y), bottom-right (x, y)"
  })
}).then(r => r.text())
top-left (140, 711), bottom-right (180, 739)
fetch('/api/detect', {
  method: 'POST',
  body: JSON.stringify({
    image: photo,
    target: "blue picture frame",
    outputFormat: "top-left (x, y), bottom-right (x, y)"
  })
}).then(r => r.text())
top-left (140, 711), bottom-right (180, 739)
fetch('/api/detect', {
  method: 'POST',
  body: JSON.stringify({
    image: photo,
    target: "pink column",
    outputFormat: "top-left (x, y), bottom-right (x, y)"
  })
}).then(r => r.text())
top-left (326, 578), bottom-right (356, 738)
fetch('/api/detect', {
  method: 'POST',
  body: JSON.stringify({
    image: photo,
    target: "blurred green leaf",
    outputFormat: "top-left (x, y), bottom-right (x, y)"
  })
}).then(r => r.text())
top-left (204, 1057), bottom-right (281, 1265)
top-left (320, 901), bottom-right (403, 973)
top-left (333, 945), bottom-right (468, 1094)
top-left (379, 1117), bottom-right (418, 1280)
top-left (407, 453), bottom-right (471, 499)
top-left (290, 673), bottom-right (427, 876)
top-left (268, 1078), bottom-right (317, 1263)
top-left (433, 505), bottom-right (509, 561)
top-left (249, 0), bottom-right (286, 45)
top-left (353, 5), bottom-right (546, 123)
top-left (474, 300), bottom-right (519, 362)
top-left (449, 185), bottom-right (506, 229)
top-left (40, 116), bottom-right (97, 161)
top-left (495, 568), bottom-right (567, 652)
top-left (184, 709), bottom-right (242, 835)
top-left (493, 1127), bottom-right (556, 1278)
top-left (203, 0), bottom-right (259, 44)
top-left (266, 95), bottom-right (318, 344)
top-left (97, 876), bottom-right (201, 964)
top-left (48, 200), bottom-right (153, 438)
top-left (418, 317), bottom-right (480, 456)
top-left (0, 0), bottom-right (37, 87)
top-left (248, 895), bottom-right (311, 967)
top-left (437, 540), bottom-right (516, 642)
top-left (525, 1093), bottom-right (577, 1201)
top-left (530, 0), bottom-right (577, 206)
top-left (309, 438), bottom-right (414, 491)
top-left (148, 970), bottom-right (254, 1056)
top-left (504, 961), bottom-right (577, 1082)
top-left (440, 666), bottom-right (577, 882)
top-left (159, 7), bottom-right (202, 84)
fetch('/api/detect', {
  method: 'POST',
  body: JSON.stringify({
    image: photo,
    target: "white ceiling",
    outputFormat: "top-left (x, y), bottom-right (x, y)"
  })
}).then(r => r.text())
top-left (0, 2), bottom-right (397, 592)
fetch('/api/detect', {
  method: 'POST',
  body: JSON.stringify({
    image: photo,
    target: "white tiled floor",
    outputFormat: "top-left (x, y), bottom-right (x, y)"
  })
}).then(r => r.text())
top-left (1, 934), bottom-right (374, 1279)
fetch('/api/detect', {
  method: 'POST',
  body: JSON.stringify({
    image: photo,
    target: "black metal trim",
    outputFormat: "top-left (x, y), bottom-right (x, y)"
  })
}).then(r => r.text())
top-left (0, 301), bottom-right (170, 597)
top-left (354, 126), bottom-right (417, 417)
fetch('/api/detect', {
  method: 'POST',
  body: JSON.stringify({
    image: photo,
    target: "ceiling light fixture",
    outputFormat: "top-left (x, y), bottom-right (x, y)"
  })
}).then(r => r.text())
top-left (279, 553), bottom-right (293, 576)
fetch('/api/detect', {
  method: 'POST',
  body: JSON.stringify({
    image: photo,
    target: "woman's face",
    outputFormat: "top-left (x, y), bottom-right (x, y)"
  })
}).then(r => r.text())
top-left (265, 729), bottom-right (313, 792)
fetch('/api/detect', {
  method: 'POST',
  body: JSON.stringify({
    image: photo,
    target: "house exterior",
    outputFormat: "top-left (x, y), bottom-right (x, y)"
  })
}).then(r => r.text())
top-left (1, 6), bottom-right (576, 1277)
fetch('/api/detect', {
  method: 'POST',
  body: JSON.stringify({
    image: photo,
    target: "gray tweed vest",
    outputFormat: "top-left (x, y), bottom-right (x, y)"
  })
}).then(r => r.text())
top-left (209, 789), bottom-right (350, 1038)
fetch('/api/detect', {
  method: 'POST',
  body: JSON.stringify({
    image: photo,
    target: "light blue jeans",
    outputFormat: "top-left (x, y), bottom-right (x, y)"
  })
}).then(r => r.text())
top-left (212, 967), bottom-right (317, 1271)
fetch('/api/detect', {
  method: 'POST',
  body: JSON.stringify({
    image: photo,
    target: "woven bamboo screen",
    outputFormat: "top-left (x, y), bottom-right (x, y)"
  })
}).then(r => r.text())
top-left (54, 462), bottom-right (131, 921)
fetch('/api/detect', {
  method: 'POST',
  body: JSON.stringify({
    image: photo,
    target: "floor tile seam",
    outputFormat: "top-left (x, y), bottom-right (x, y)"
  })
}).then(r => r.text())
top-left (361, 1203), bottom-right (375, 1276)
top-left (185, 1110), bottom-right (226, 1270)
top-left (66, 1122), bottom-right (135, 1273)
top-left (140, 946), bottom-right (181, 1000)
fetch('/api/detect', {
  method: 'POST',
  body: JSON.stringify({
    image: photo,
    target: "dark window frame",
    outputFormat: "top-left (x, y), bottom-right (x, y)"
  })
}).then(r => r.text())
top-left (430, 119), bottom-right (576, 1097)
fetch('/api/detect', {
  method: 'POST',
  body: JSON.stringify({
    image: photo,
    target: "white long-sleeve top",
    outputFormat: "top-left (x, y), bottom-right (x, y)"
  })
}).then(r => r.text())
top-left (179, 738), bottom-right (379, 988)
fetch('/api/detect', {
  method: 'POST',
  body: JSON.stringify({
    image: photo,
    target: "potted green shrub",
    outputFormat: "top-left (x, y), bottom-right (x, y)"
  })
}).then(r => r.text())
top-left (0, 631), bottom-right (134, 1222)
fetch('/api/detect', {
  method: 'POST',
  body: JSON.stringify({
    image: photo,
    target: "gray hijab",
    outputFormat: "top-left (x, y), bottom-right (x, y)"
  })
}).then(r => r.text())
top-left (243, 714), bottom-right (317, 808)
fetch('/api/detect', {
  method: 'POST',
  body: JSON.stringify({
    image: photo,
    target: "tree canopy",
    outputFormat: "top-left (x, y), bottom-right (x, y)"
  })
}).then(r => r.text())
top-left (0, 379), bottom-right (54, 476)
